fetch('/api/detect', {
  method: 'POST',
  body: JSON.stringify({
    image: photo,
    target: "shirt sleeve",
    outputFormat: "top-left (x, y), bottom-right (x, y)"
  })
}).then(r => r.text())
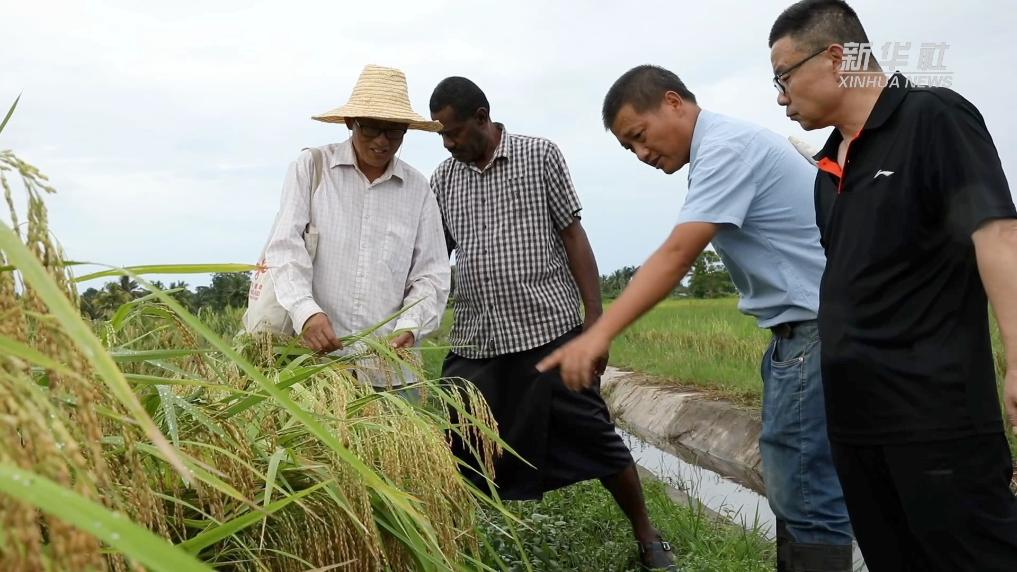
top-left (393, 188), bottom-right (452, 340)
top-left (264, 150), bottom-right (322, 332)
top-left (429, 166), bottom-right (456, 255)
top-left (677, 142), bottom-right (757, 228)
top-left (542, 142), bottom-right (583, 231)
top-left (925, 94), bottom-right (1017, 240)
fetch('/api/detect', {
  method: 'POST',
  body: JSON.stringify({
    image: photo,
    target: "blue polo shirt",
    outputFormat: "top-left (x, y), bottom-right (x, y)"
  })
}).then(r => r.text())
top-left (678, 110), bottom-right (825, 328)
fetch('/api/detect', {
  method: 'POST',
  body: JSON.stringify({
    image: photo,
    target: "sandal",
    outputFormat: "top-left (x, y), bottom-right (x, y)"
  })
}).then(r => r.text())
top-left (638, 537), bottom-right (678, 571)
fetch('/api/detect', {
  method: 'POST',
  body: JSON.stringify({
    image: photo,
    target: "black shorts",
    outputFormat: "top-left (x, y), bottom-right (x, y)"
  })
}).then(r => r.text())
top-left (443, 326), bottom-right (633, 500)
top-left (831, 432), bottom-right (1017, 571)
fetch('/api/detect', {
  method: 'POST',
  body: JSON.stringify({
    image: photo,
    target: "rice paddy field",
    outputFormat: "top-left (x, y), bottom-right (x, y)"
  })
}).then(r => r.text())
top-left (606, 298), bottom-right (1009, 412)
top-left (1, 106), bottom-right (773, 570)
top-left (5, 96), bottom-right (1004, 569)
top-left (609, 299), bottom-right (767, 405)
top-left (608, 298), bottom-right (1014, 460)
top-left (0, 178), bottom-right (502, 569)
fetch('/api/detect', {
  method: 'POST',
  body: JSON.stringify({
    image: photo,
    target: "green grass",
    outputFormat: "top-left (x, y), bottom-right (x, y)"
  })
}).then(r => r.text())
top-left (422, 310), bottom-right (455, 379)
top-left (418, 298), bottom-right (1011, 568)
top-left (421, 308), bottom-right (775, 570)
top-left (426, 298), bottom-right (1012, 451)
top-left (421, 299), bottom-right (765, 395)
top-left (607, 297), bottom-right (1014, 457)
top-left (480, 480), bottom-right (773, 572)
top-left (607, 297), bottom-right (1009, 408)
top-left (609, 298), bottom-right (766, 404)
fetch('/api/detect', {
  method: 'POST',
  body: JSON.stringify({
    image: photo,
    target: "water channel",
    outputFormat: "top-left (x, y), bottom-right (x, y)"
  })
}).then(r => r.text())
top-left (619, 429), bottom-right (867, 571)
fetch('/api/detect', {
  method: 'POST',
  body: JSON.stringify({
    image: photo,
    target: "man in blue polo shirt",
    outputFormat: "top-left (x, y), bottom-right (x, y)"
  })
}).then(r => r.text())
top-left (538, 65), bottom-right (854, 571)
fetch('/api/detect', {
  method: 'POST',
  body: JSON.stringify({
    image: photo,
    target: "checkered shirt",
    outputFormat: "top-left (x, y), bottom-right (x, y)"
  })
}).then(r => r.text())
top-left (431, 126), bottom-right (583, 359)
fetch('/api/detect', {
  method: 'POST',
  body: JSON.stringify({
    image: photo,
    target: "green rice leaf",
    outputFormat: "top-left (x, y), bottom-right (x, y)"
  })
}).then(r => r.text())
top-left (124, 374), bottom-right (254, 395)
top-left (135, 443), bottom-right (255, 509)
top-left (0, 222), bottom-right (191, 482)
top-left (75, 263), bottom-right (259, 283)
top-left (0, 335), bottom-right (80, 378)
top-left (0, 93), bottom-right (20, 135)
top-left (260, 447), bottom-right (288, 544)
top-left (156, 385), bottom-right (181, 448)
top-left (110, 348), bottom-right (216, 363)
top-left (177, 481), bottom-right (331, 555)
top-left (263, 447), bottom-right (288, 510)
top-left (0, 463), bottom-right (212, 571)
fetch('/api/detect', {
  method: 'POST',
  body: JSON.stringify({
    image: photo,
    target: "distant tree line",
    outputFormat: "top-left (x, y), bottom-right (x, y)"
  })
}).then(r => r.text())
top-left (78, 254), bottom-right (734, 320)
top-left (599, 251), bottom-right (736, 300)
top-left (79, 273), bottom-right (251, 319)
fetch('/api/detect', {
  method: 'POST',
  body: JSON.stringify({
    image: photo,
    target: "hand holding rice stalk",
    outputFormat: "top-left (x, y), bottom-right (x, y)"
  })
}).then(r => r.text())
top-left (0, 97), bottom-right (515, 571)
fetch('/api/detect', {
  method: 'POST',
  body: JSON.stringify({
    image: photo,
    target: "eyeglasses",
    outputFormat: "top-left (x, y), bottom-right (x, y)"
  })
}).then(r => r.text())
top-left (773, 47), bottom-right (827, 95)
top-left (354, 120), bottom-right (408, 141)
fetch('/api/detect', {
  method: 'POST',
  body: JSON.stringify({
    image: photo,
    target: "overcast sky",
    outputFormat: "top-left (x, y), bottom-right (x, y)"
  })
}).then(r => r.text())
top-left (3, 0), bottom-right (1014, 288)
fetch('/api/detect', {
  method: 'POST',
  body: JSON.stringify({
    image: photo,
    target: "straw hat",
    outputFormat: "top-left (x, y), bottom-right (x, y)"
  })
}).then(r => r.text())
top-left (312, 65), bottom-right (441, 132)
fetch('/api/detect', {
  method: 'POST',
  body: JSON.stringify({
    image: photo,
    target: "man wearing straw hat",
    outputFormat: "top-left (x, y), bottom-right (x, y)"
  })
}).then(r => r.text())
top-left (428, 76), bottom-right (677, 571)
top-left (262, 65), bottom-right (449, 389)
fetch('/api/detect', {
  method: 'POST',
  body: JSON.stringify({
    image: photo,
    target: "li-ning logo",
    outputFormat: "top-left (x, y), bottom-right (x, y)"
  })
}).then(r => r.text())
top-left (874, 170), bottom-right (895, 179)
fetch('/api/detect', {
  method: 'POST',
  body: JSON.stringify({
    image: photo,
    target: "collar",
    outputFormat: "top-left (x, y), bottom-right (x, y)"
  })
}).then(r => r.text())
top-left (466, 123), bottom-right (510, 173)
top-left (816, 72), bottom-right (912, 162)
top-left (332, 137), bottom-right (405, 182)
top-left (689, 109), bottom-right (714, 166)
top-left (490, 123), bottom-right (510, 161)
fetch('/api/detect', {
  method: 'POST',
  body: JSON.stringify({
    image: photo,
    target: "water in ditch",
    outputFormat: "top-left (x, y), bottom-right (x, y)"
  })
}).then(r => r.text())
top-left (619, 429), bottom-right (867, 571)
top-left (618, 429), bottom-right (776, 534)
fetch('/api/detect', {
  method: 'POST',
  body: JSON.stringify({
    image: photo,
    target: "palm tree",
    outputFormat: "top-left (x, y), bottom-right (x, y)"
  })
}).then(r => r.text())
top-left (214, 272), bottom-right (250, 309)
top-left (117, 275), bottom-right (142, 299)
top-left (79, 287), bottom-right (103, 319)
top-left (168, 280), bottom-right (196, 313)
top-left (94, 281), bottom-right (132, 316)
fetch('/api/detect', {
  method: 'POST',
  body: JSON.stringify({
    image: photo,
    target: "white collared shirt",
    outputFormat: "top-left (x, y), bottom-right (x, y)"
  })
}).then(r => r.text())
top-left (264, 138), bottom-right (450, 363)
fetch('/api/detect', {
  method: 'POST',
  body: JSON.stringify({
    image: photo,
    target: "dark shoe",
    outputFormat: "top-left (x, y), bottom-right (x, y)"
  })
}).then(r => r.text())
top-left (780, 542), bottom-right (853, 572)
top-left (638, 537), bottom-right (678, 571)
top-left (776, 521), bottom-right (853, 572)
top-left (777, 520), bottom-right (793, 572)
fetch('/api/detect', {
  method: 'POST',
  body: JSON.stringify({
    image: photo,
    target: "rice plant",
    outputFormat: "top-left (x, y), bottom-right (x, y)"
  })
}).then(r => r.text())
top-left (0, 98), bottom-right (511, 571)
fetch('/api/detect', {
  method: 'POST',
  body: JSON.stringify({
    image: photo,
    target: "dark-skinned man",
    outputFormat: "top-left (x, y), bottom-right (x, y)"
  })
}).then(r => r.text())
top-left (429, 76), bottom-right (676, 571)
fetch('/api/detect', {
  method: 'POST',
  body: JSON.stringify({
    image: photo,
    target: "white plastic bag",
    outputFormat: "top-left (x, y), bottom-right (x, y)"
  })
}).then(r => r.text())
top-left (242, 147), bottom-right (325, 335)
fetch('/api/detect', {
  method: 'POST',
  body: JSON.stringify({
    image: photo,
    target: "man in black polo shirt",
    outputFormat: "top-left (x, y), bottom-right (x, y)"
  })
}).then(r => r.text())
top-left (768, 1), bottom-right (1017, 569)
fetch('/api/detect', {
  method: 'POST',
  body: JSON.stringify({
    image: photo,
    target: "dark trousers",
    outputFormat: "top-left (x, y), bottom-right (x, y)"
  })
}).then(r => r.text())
top-left (830, 433), bottom-right (1017, 571)
top-left (443, 327), bottom-right (633, 501)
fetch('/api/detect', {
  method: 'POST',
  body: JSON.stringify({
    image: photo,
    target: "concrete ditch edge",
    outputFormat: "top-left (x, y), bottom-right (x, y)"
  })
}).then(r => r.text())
top-left (602, 367), bottom-right (766, 495)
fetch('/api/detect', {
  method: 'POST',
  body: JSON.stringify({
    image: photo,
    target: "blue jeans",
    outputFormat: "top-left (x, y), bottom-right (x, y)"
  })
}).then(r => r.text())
top-left (760, 320), bottom-right (853, 545)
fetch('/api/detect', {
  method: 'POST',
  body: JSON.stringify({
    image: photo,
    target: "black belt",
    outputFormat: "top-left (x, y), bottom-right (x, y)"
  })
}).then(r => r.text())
top-left (770, 321), bottom-right (799, 339)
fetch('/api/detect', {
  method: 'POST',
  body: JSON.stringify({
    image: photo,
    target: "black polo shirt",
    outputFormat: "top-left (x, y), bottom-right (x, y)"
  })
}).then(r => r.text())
top-left (814, 72), bottom-right (1017, 444)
